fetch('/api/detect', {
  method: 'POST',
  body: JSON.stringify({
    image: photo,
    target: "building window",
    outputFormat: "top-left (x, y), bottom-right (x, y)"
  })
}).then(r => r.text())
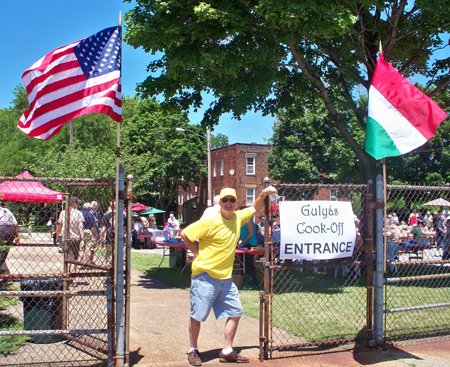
top-left (203, 189), bottom-right (207, 205)
top-left (179, 191), bottom-right (184, 205)
top-left (220, 159), bottom-right (224, 176)
top-left (214, 161), bottom-right (217, 177)
top-left (246, 157), bottom-right (255, 175)
top-left (246, 188), bottom-right (255, 205)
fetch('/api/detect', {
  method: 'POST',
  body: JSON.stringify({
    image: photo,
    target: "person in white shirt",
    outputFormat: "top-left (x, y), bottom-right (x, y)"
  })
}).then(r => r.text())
top-left (55, 197), bottom-right (84, 272)
top-left (201, 195), bottom-right (221, 219)
top-left (167, 213), bottom-right (180, 232)
top-left (0, 204), bottom-right (20, 275)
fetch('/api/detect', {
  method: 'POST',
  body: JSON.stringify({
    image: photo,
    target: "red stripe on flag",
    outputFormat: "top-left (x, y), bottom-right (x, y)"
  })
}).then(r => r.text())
top-left (25, 59), bottom-right (81, 95)
top-left (372, 55), bottom-right (448, 140)
top-left (25, 78), bottom-right (120, 123)
top-left (23, 103), bottom-right (122, 139)
top-left (18, 26), bottom-right (121, 140)
top-left (22, 45), bottom-right (78, 84)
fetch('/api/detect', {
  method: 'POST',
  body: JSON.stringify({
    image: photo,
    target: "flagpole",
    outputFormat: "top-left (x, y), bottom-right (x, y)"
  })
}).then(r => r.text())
top-left (383, 158), bottom-right (388, 272)
top-left (114, 12), bottom-right (122, 280)
top-left (378, 40), bottom-right (388, 272)
top-left (114, 10), bottom-right (124, 367)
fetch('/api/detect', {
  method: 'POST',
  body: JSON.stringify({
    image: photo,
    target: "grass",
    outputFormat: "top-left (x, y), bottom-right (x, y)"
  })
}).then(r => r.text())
top-left (130, 252), bottom-right (364, 342)
top-left (131, 252), bottom-right (450, 343)
top-left (131, 251), bottom-right (191, 290)
top-left (0, 283), bottom-right (29, 356)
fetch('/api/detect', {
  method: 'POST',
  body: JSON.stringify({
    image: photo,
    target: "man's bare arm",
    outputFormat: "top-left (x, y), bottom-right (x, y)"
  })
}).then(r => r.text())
top-left (180, 232), bottom-right (199, 257)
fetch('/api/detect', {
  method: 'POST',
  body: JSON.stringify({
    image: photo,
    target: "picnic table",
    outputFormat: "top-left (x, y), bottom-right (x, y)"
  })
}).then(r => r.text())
top-left (399, 239), bottom-right (432, 261)
top-left (154, 239), bottom-right (264, 277)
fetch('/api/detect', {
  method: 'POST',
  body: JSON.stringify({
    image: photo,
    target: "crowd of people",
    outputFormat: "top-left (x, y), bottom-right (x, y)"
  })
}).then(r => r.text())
top-left (54, 198), bottom-right (115, 271)
top-left (386, 208), bottom-right (450, 260)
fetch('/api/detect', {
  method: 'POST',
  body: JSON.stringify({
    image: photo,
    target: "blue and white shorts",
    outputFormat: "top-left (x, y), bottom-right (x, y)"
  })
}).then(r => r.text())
top-left (190, 272), bottom-right (244, 322)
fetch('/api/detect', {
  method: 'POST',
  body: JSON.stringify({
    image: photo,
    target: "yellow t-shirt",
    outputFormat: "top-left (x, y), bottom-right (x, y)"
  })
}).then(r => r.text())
top-left (183, 207), bottom-right (254, 279)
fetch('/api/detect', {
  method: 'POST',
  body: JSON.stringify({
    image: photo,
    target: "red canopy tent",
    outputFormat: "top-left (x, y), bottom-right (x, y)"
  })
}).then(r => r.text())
top-left (0, 171), bottom-right (64, 203)
top-left (131, 202), bottom-right (149, 212)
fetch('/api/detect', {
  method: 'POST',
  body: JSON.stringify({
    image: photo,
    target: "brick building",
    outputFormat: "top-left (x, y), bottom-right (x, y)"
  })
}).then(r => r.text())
top-left (178, 143), bottom-right (271, 226)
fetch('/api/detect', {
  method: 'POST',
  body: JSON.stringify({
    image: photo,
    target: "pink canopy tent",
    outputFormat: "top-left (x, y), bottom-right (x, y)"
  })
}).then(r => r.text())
top-left (131, 202), bottom-right (149, 212)
top-left (0, 171), bottom-right (64, 203)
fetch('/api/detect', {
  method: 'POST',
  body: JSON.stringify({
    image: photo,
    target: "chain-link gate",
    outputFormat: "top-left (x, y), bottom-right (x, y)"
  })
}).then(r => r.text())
top-left (0, 174), bottom-right (119, 366)
top-left (259, 182), bottom-right (374, 360)
top-left (384, 184), bottom-right (450, 344)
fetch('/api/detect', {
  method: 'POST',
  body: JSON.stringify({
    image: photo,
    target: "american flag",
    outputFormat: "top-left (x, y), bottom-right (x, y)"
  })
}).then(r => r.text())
top-left (17, 26), bottom-right (122, 140)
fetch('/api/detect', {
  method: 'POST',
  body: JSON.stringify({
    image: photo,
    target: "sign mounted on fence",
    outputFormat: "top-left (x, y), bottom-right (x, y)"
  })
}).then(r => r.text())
top-left (279, 201), bottom-right (356, 260)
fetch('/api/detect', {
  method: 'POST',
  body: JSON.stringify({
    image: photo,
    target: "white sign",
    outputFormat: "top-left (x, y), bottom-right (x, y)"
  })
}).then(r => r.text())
top-left (279, 201), bottom-right (356, 260)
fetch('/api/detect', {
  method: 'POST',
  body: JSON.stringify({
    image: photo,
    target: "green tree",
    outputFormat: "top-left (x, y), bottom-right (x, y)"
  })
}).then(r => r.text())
top-left (210, 133), bottom-right (229, 149)
top-left (121, 98), bottom-right (207, 212)
top-left (124, 0), bottom-right (449, 182)
top-left (269, 101), bottom-right (361, 183)
top-left (384, 89), bottom-right (450, 184)
top-left (28, 144), bottom-right (116, 179)
top-left (0, 86), bottom-right (118, 177)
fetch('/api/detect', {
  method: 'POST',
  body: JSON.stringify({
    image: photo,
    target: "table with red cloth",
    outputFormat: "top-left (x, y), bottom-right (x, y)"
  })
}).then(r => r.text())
top-left (155, 239), bottom-right (264, 276)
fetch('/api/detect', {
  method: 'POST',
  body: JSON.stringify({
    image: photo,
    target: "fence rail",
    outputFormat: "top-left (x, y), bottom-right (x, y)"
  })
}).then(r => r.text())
top-left (260, 182), bottom-right (372, 359)
top-left (260, 180), bottom-right (450, 360)
top-left (383, 183), bottom-right (450, 344)
top-left (0, 175), bottom-right (117, 366)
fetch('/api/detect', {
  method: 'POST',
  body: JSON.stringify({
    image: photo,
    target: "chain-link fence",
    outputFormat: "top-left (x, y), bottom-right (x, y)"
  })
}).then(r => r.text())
top-left (260, 183), bottom-right (373, 359)
top-left (0, 174), bottom-right (116, 366)
top-left (384, 184), bottom-right (450, 344)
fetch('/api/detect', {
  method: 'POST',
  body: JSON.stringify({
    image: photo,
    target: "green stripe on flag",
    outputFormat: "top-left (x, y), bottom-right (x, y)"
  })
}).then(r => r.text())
top-left (365, 116), bottom-right (402, 160)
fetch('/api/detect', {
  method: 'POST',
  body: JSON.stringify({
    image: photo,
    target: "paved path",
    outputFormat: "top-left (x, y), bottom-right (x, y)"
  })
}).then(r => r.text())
top-left (128, 259), bottom-right (450, 367)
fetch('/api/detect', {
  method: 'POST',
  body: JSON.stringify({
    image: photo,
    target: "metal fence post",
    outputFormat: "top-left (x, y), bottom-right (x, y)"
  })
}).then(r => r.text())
top-left (374, 174), bottom-right (384, 347)
top-left (124, 175), bottom-right (133, 367)
top-left (365, 179), bottom-right (374, 345)
top-left (115, 165), bottom-right (125, 366)
top-left (260, 177), bottom-right (270, 362)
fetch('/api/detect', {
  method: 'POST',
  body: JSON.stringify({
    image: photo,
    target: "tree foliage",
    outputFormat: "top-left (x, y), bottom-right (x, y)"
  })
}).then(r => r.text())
top-left (268, 101), bottom-right (362, 183)
top-left (0, 85), bottom-right (117, 177)
top-left (0, 88), bottom-right (213, 212)
top-left (210, 132), bottom-right (229, 149)
top-left (385, 89), bottom-right (450, 184)
top-left (121, 98), bottom-right (207, 212)
top-left (124, 0), bottom-right (450, 182)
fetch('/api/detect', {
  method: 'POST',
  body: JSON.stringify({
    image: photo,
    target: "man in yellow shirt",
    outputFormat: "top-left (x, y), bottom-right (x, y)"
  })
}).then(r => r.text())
top-left (181, 186), bottom-right (277, 365)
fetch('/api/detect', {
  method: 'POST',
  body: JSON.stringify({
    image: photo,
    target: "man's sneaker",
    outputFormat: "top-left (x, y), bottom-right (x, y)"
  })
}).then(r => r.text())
top-left (219, 350), bottom-right (249, 363)
top-left (188, 349), bottom-right (202, 366)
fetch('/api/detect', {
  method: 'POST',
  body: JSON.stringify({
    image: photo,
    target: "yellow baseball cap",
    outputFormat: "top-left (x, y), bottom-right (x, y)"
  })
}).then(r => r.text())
top-left (219, 188), bottom-right (237, 200)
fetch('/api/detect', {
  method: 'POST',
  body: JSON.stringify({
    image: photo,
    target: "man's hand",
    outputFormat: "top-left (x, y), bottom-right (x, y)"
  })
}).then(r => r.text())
top-left (253, 186), bottom-right (278, 211)
top-left (261, 186), bottom-right (278, 198)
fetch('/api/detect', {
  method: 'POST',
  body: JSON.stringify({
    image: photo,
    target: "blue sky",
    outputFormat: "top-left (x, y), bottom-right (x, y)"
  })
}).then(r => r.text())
top-left (0, 1), bottom-right (274, 144)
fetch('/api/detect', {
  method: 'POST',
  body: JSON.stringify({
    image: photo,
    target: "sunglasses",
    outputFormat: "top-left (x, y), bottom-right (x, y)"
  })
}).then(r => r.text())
top-left (221, 198), bottom-right (236, 203)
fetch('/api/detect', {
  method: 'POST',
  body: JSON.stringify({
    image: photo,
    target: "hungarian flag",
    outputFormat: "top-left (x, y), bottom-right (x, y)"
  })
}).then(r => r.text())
top-left (365, 54), bottom-right (447, 160)
top-left (17, 26), bottom-right (122, 140)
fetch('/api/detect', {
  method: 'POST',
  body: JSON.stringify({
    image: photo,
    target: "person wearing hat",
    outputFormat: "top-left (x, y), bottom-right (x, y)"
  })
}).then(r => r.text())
top-left (55, 197), bottom-right (84, 272)
top-left (181, 185), bottom-right (278, 365)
